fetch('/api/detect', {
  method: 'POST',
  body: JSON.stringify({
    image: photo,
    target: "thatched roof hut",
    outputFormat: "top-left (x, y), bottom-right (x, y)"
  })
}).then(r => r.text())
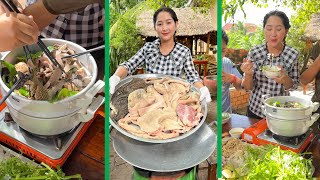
top-left (136, 7), bottom-right (217, 53)
top-left (304, 13), bottom-right (320, 42)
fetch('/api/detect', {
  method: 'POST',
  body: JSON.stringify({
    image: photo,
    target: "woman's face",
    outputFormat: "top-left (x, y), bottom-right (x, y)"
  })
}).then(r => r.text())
top-left (264, 15), bottom-right (288, 48)
top-left (155, 11), bottom-right (178, 42)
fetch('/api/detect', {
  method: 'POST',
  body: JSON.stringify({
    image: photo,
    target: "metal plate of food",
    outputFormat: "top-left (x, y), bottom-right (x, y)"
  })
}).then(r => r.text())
top-left (109, 74), bottom-right (207, 143)
top-left (112, 123), bottom-right (216, 172)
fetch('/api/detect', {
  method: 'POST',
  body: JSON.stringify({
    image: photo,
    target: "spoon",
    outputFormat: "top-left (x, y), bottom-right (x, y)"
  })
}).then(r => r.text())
top-left (61, 45), bottom-right (105, 59)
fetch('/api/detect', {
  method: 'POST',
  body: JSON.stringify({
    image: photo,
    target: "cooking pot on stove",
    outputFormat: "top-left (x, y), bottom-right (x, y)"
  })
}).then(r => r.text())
top-left (109, 74), bottom-right (207, 143)
top-left (261, 95), bottom-right (319, 119)
top-left (265, 113), bottom-right (319, 137)
top-left (0, 38), bottom-right (105, 135)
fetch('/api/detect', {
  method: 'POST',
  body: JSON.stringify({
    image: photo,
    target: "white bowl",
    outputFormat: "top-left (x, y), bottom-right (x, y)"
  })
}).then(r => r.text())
top-left (229, 128), bottom-right (244, 138)
top-left (222, 112), bottom-right (231, 124)
top-left (262, 66), bottom-right (281, 78)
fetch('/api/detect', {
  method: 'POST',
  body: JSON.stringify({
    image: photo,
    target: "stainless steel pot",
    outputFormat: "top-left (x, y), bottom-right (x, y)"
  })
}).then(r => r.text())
top-left (109, 74), bottom-right (207, 143)
top-left (261, 95), bottom-right (319, 119)
top-left (0, 38), bottom-right (105, 135)
top-left (266, 113), bottom-right (319, 137)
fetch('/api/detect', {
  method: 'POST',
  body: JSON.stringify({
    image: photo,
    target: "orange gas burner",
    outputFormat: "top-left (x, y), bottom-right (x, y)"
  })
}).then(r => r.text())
top-left (0, 107), bottom-right (100, 168)
top-left (242, 119), bottom-right (314, 153)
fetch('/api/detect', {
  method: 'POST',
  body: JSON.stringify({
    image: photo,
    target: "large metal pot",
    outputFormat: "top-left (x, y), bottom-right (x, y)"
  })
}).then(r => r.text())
top-left (261, 95), bottom-right (319, 119)
top-left (109, 74), bottom-right (207, 143)
top-left (266, 113), bottom-right (319, 137)
top-left (0, 38), bottom-right (105, 135)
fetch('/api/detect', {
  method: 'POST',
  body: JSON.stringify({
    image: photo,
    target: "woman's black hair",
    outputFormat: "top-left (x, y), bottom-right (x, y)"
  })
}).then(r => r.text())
top-left (263, 10), bottom-right (290, 45)
top-left (263, 10), bottom-right (291, 29)
top-left (153, 6), bottom-right (178, 28)
top-left (222, 30), bottom-right (229, 45)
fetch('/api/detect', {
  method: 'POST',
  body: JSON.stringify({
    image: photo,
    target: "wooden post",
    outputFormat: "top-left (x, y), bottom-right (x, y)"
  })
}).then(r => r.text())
top-left (206, 33), bottom-right (210, 54)
top-left (195, 38), bottom-right (198, 55)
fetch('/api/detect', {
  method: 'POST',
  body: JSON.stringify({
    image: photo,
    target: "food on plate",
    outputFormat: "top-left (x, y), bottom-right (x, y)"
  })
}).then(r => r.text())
top-left (268, 100), bottom-right (304, 108)
top-left (112, 77), bottom-right (203, 140)
top-left (1, 44), bottom-right (91, 102)
top-left (221, 138), bottom-right (313, 179)
top-left (261, 65), bottom-right (280, 72)
top-left (261, 65), bottom-right (281, 78)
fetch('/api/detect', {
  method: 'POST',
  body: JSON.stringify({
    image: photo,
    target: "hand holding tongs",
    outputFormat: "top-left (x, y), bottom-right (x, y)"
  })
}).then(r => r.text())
top-left (0, 72), bottom-right (31, 106)
top-left (1, 0), bottom-right (66, 74)
top-left (61, 45), bottom-right (105, 59)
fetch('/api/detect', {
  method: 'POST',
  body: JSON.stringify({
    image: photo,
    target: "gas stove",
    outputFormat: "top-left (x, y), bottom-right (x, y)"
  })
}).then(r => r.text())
top-left (0, 106), bottom-right (95, 168)
top-left (242, 119), bottom-right (315, 153)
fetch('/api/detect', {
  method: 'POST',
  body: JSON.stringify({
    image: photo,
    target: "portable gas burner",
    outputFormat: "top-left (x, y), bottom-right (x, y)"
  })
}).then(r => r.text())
top-left (0, 105), bottom-right (97, 168)
top-left (242, 119), bottom-right (315, 153)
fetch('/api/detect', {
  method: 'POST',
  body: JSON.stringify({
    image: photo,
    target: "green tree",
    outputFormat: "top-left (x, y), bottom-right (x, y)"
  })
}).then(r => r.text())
top-left (226, 22), bottom-right (265, 50)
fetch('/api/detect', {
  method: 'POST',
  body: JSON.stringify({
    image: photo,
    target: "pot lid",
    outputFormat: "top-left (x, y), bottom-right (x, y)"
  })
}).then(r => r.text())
top-left (112, 123), bottom-right (216, 172)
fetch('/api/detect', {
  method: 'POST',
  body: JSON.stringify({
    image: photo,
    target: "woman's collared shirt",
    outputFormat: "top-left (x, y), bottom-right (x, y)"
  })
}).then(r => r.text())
top-left (120, 39), bottom-right (201, 84)
top-left (27, 1), bottom-right (104, 49)
top-left (246, 43), bottom-right (300, 118)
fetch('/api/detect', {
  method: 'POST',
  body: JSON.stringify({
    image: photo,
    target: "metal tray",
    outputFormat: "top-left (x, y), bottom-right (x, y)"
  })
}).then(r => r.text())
top-left (112, 123), bottom-right (216, 172)
top-left (109, 74), bottom-right (208, 143)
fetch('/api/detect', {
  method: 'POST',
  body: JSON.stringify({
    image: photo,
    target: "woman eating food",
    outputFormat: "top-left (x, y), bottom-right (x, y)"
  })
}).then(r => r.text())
top-left (240, 10), bottom-right (300, 119)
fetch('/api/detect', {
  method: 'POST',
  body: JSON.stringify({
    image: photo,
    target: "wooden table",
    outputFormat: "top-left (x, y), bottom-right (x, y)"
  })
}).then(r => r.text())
top-left (193, 59), bottom-right (208, 77)
top-left (211, 114), bottom-right (320, 179)
top-left (62, 114), bottom-right (105, 180)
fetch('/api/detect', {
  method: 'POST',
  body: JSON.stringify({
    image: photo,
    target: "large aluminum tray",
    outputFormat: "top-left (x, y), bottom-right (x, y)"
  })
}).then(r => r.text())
top-left (112, 123), bottom-right (216, 172)
top-left (109, 74), bottom-right (207, 143)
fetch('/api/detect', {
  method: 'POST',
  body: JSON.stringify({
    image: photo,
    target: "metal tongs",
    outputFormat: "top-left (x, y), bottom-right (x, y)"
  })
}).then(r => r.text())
top-left (0, 72), bottom-right (31, 106)
top-left (61, 45), bottom-right (105, 59)
top-left (1, 0), bottom-right (66, 74)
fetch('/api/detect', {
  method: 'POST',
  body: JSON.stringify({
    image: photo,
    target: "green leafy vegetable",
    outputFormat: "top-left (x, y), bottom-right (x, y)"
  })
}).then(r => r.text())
top-left (16, 87), bottom-right (29, 97)
top-left (0, 156), bottom-right (82, 179)
top-left (271, 101), bottom-right (281, 107)
top-left (1, 61), bottom-right (17, 88)
top-left (16, 46), bottom-right (55, 62)
top-left (50, 88), bottom-right (78, 103)
top-left (223, 145), bottom-right (314, 180)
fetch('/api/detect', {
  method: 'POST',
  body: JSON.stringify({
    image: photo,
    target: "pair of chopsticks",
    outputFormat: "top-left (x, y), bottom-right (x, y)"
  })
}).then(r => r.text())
top-left (1, 0), bottom-right (66, 74)
top-left (0, 72), bottom-right (31, 106)
top-left (61, 45), bottom-right (105, 59)
top-left (37, 37), bottom-right (65, 73)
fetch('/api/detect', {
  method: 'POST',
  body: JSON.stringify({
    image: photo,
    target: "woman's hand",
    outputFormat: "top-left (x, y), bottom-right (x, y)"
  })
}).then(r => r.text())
top-left (0, 13), bottom-right (39, 51)
top-left (109, 75), bottom-right (121, 94)
top-left (200, 86), bottom-right (212, 103)
top-left (273, 65), bottom-right (294, 89)
top-left (240, 59), bottom-right (254, 76)
top-left (222, 71), bottom-right (235, 83)
top-left (273, 66), bottom-right (290, 84)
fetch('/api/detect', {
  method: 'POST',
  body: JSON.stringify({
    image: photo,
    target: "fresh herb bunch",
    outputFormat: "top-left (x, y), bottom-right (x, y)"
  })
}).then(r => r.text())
top-left (224, 145), bottom-right (314, 179)
top-left (0, 156), bottom-right (82, 180)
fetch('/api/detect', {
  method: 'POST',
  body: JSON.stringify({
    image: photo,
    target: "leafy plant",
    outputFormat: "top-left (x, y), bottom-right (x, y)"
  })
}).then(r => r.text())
top-left (226, 22), bottom-right (265, 50)
top-left (0, 156), bottom-right (82, 179)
